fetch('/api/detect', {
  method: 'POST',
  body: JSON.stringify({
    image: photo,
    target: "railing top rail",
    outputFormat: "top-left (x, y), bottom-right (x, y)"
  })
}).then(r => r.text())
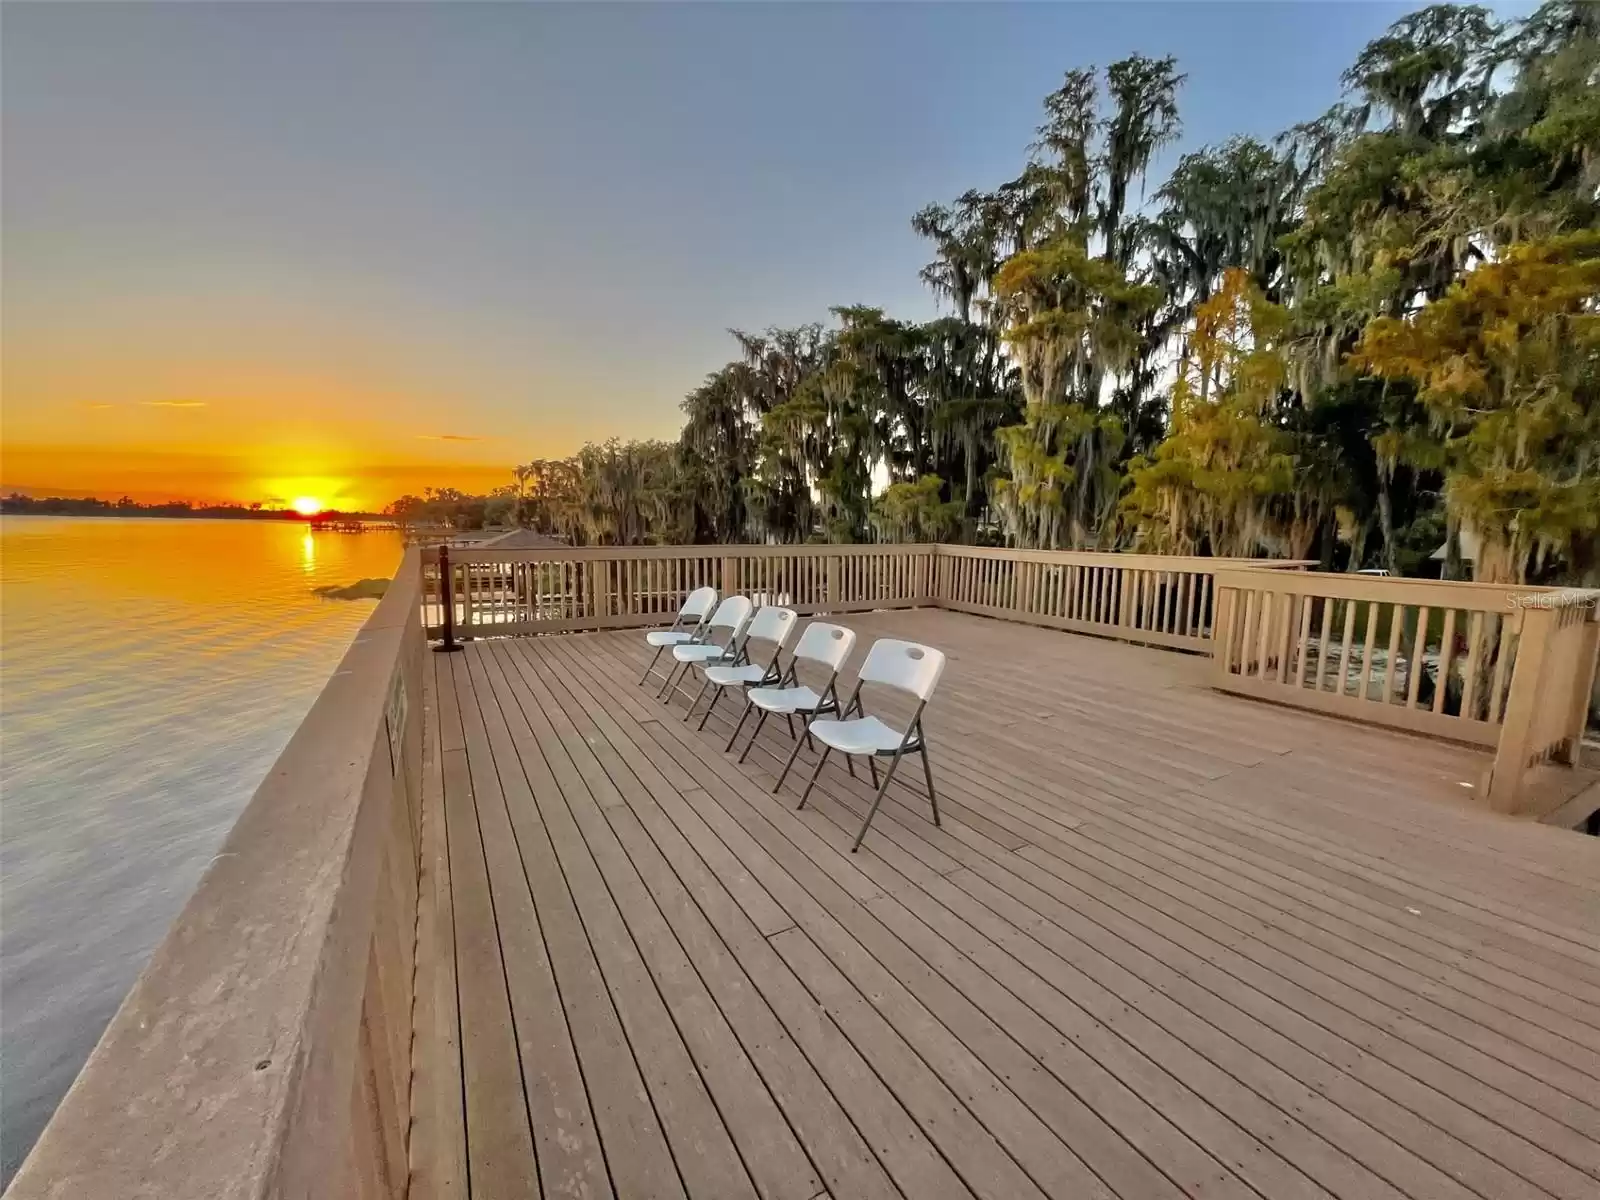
top-left (1212, 565), bottom-right (1589, 609)
top-left (424, 541), bottom-right (1316, 569)
top-left (938, 546), bottom-right (1313, 568)
top-left (425, 542), bottom-right (939, 565)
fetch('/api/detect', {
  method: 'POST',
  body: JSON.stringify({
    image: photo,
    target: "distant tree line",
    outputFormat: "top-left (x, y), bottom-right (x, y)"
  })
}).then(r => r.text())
top-left (0, 494), bottom-right (369, 521)
top-left (394, 2), bottom-right (1598, 585)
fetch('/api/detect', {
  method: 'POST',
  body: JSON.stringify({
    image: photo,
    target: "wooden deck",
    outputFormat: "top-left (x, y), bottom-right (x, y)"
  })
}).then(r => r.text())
top-left (410, 608), bottom-right (1600, 1200)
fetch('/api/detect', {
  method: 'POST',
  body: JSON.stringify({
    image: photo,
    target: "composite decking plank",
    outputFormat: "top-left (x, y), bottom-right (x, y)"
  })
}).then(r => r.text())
top-left (465, 649), bottom-right (686, 1200)
top-left (533, 638), bottom-right (1237, 1200)
top-left (614, 620), bottom-right (1600, 1061)
top-left (483, 642), bottom-right (821, 1200)
top-left (922, 703), bottom-right (1600, 1016)
top-left (564, 635), bottom-right (1342, 1200)
top-left (417, 608), bottom-right (1600, 1200)
top-left (544, 659), bottom-right (1184, 1200)
top-left (883, 691), bottom-right (1600, 1113)
top-left (456, 650), bottom-right (614, 1200)
top-left (410, 653), bottom-right (469, 1200)
top-left (905, 687), bottom-right (1600, 1137)
top-left (474, 645), bottom-right (759, 1200)
top-left (529, 643), bottom-right (1080, 1200)
top-left (694, 687), bottom-right (1590, 1198)
top-left (444, 656), bottom-right (542, 1199)
top-left (518, 638), bottom-right (981, 1200)
top-left (998, 843), bottom-right (1600, 1196)
top-left (576, 633), bottom-right (1561, 1196)
top-left (935, 642), bottom-right (1600, 943)
top-left (1011, 817), bottom-right (1600, 1101)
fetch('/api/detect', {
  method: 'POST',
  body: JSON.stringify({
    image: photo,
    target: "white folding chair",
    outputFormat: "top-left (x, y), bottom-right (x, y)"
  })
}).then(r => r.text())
top-left (684, 606), bottom-right (797, 730)
top-left (657, 595), bottom-right (754, 706)
top-left (791, 638), bottom-right (946, 852)
top-left (639, 585), bottom-right (719, 686)
top-left (735, 622), bottom-right (858, 765)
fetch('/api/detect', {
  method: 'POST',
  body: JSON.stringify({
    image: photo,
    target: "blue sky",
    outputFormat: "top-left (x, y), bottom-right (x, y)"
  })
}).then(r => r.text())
top-left (0, 2), bottom-right (1522, 504)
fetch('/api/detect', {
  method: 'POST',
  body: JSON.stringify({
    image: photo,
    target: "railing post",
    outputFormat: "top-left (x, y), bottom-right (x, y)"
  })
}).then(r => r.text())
top-left (1558, 610), bottom-right (1598, 765)
top-left (827, 554), bottom-right (841, 608)
top-left (1487, 603), bottom-right (1555, 812)
top-left (721, 555), bottom-right (737, 600)
top-left (433, 544), bottom-right (462, 653)
top-left (1210, 580), bottom-right (1236, 671)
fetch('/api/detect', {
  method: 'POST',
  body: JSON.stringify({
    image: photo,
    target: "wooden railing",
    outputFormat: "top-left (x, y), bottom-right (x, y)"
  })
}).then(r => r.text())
top-left (934, 546), bottom-right (1308, 652)
top-left (419, 542), bottom-right (1594, 814)
top-left (424, 543), bottom-right (1304, 652)
top-left (9, 551), bottom-right (427, 1199)
top-left (1488, 589), bottom-right (1600, 810)
top-left (422, 543), bottom-right (934, 638)
top-left (1213, 568), bottom-right (1599, 809)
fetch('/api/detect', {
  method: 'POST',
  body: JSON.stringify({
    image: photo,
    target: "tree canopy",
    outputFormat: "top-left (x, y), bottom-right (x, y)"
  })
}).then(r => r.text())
top-left (396, 3), bottom-right (1599, 585)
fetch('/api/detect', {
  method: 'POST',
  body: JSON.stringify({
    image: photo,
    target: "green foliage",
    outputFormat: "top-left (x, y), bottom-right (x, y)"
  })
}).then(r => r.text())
top-left (872, 476), bottom-right (962, 543)
top-left (1351, 232), bottom-right (1600, 582)
top-left (391, 3), bottom-right (1599, 584)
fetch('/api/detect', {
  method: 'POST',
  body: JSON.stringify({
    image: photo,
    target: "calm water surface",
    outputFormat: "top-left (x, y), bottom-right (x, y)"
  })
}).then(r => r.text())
top-left (0, 517), bottom-right (405, 1180)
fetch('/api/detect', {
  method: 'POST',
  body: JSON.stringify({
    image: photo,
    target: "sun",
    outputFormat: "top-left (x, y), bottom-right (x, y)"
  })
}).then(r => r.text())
top-left (291, 496), bottom-right (323, 516)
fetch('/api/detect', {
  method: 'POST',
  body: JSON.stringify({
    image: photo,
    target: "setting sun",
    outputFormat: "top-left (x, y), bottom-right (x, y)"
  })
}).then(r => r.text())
top-left (291, 496), bottom-right (322, 516)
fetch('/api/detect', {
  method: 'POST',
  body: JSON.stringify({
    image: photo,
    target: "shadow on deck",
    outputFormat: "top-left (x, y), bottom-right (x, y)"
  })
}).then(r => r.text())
top-left (412, 608), bottom-right (1600, 1200)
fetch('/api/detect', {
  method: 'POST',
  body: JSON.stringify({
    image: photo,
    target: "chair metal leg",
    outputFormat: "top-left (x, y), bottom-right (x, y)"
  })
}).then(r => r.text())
top-left (696, 685), bottom-right (722, 730)
top-left (868, 757), bottom-right (879, 788)
top-left (805, 729), bottom-right (816, 753)
top-left (738, 708), bottom-right (770, 763)
top-left (640, 645), bottom-right (664, 685)
top-left (682, 676), bottom-right (711, 722)
top-left (846, 757), bottom-right (857, 779)
top-left (785, 713), bottom-right (796, 740)
top-left (772, 719), bottom-right (807, 791)
top-left (852, 749), bottom-right (906, 852)
top-left (725, 698), bottom-right (754, 753)
top-left (796, 746), bottom-right (832, 810)
top-left (920, 742), bottom-right (940, 826)
top-left (656, 660), bottom-right (684, 701)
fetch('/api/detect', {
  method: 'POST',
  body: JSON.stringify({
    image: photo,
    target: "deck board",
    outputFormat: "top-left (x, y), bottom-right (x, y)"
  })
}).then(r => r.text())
top-left (412, 608), bottom-right (1600, 1200)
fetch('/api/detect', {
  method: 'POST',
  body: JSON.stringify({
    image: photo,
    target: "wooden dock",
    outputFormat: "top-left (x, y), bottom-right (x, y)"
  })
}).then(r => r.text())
top-left (413, 608), bottom-right (1600, 1200)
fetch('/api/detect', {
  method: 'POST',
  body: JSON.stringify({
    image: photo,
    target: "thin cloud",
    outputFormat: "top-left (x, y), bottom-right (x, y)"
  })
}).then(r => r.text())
top-left (416, 433), bottom-right (483, 442)
top-left (83, 402), bottom-right (116, 410)
top-left (143, 400), bottom-right (208, 408)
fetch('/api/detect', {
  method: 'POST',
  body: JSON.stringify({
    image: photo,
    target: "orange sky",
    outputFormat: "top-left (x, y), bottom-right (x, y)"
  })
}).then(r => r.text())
top-left (0, 348), bottom-right (646, 511)
top-left (1, 401), bottom-right (524, 512)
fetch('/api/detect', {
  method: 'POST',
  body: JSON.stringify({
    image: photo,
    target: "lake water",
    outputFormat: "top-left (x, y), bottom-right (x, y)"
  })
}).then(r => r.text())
top-left (0, 517), bottom-right (405, 1181)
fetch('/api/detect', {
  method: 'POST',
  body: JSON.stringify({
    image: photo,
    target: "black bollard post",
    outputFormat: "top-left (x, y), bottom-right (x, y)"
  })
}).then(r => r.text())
top-left (433, 543), bottom-right (463, 653)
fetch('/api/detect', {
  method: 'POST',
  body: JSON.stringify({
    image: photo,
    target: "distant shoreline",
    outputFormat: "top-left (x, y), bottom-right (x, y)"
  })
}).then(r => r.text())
top-left (0, 503), bottom-right (384, 522)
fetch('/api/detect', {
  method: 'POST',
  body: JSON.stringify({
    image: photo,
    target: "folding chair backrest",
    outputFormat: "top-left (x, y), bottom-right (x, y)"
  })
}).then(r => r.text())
top-left (743, 606), bottom-right (798, 653)
top-left (792, 622), bottom-right (856, 673)
top-left (679, 585), bottom-right (718, 623)
top-left (706, 595), bottom-right (754, 641)
top-left (858, 639), bottom-right (946, 701)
